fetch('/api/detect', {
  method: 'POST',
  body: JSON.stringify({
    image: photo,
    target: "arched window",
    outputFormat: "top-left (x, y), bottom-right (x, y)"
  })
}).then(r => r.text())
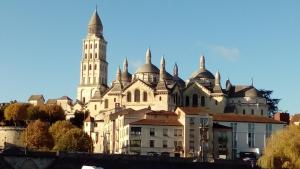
top-left (89, 64), bottom-right (92, 70)
top-left (90, 53), bottom-right (92, 59)
top-left (94, 64), bottom-right (97, 70)
top-left (159, 96), bottom-right (162, 101)
top-left (201, 96), bottom-right (205, 107)
top-left (83, 65), bottom-right (86, 70)
top-left (127, 92), bottom-right (132, 102)
top-left (143, 92), bottom-right (148, 102)
top-left (185, 96), bottom-right (190, 106)
top-left (192, 94), bottom-right (198, 107)
top-left (85, 53), bottom-right (87, 59)
top-left (95, 53), bottom-right (98, 59)
top-left (134, 89), bottom-right (140, 102)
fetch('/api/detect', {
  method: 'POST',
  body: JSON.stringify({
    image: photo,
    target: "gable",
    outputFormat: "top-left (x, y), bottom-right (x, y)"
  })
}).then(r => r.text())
top-left (184, 82), bottom-right (211, 96)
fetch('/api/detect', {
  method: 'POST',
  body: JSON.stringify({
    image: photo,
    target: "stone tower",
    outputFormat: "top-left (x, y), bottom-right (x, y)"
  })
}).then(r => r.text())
top-left (77, 9), bottom-right (108, 103)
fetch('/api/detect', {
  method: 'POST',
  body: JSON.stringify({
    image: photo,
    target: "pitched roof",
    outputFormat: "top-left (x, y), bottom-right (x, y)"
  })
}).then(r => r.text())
top-left (109, 108), bottom-right (147, 120)
top-left (84, 115), bottom-right (94, 122)
top-left (177, 107), bottom-right (212, 115)
top-left (58, 96), bottom-right (72, 101)
top-left (46, 99), bottom-right (57, 105)
top-left (130, 119), bottom-right (182, 126)
top-left (28, 95), bottom-right (44, 101)
top-left (213, 113), bottom-right (285, 124)
top-left (146, 110), bottom-right (177, 116)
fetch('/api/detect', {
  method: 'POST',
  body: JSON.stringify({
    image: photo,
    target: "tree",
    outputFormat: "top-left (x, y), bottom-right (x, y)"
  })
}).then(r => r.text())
top-left (259, 89), bottom-right (280, 116)
top-left (53, 128), bottom-right (92, 152)
top-left (26, 104), bottom-right (65, 123)
top-left (46, 105), bottom-right (66, 123)
top-left (70, 111), bottom-right (88, 128)
top-left (4, 103), bottom-right (29, 126)
top-left (258, 125), bottom-right (300, 169)
top-left (49, 120), bottom-right (75, 144)
top-left (21, 120), bottom-right (54, 150)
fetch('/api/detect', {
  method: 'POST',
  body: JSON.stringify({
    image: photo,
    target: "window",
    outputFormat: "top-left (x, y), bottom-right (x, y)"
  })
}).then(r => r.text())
top-left (104, 99), bottom-right (108, 108)
top-left (159, 96), bottom-right (162, 101)
top-left (94, 105), bottom-right (97, 110)
top-left (266, 124), bottom-right (272, 138)
top-left (163, 140), bottom-right (168, 148)
top-left (248, 123), bottom-right (255, 148)
top-left (134, 89), bottom-right (140, 102)
top-left (83, 97), bottom-right (86, 103)
top-left (85, 53), bottom-right (87, 59)
top-left (192, 94), bottom-right (198, 107)
top-left (94, 64), bottom-right (97, 70)
top-left (189, 140), bottom-right (194, 150)
top-left (90, 44), bottom-right (92, 49)
top-left (89, 64), bottom-right (92, 70)
top-left (189, 117), bottom-right (195, 125)
top-left (261, 110), bottom-right (264, 116)
top-left (95, 53), bottom-right (97, 59)
top-left (150, 128), bottom-right (155, 136)
top-left (251, 109), bottom-right (254, 115)
top-left (143, 92), bottom-right (147, 102)
top-left (185, 96), bottom-right (190, 106)
top-left (150, 140), bottom-right (155, 148)
top-left (201, 96), bottom-right (205, 107)
top-left (215, 100), bottom-right (218, 105)
top-left (243, 109), bottom-right (246, 115)
top-left (130, 127), bottom-right (141, 136)
top-left (127, 92), bottom-right (132, 102)
top-left (189, 128), bottom-right (195, 138)
top-left (85, 44), bottom-right (87, 49)
top-left (174, 129), bottom-right (182, 137)
top-left (90, 53), bottom-right (92, 59)
top-left (163, 128), bottom-right (168, 137)
top-left (83, 65), bottom-right (86, 70)
top-left (130, 140), bottom-right (141, 147)
top-left (114, 98), bottom-right (116, 102)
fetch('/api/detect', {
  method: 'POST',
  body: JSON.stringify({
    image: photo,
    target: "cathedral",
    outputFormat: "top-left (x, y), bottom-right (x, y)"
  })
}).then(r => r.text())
top-left (77, 10), bottom-right (268, 118)
top-left (78, 10), bottom-right (284, 159)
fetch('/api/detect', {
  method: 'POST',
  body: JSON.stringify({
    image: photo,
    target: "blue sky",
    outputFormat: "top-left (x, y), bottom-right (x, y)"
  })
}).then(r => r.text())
top-left (0, 1), bottom-right (299, 114)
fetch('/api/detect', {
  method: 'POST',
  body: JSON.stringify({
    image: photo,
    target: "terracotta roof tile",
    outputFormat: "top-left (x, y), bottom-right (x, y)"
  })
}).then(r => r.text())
top-left (130, 119), bottom-right (182, 126)
top-left (177, 107), bottom-right (211, 115)
top-left (213, 113), bottom-right (285, 124)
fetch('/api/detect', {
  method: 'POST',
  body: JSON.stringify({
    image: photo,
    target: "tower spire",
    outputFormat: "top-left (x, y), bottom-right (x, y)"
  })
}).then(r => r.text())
top-left (173, 62), bottom-right (178, 77)
top-left (123, 58), bottom-right (128, 73)
top-left (200, 54), bottom-right (205, 70)
top-left (159, 56), bottom-right (166, 81)
top-left (88, 9), bottom-right (103, 37)
top-left (215, 70), bottom-right (221, 85)
top-left (116, 66), bottom-right (121, 82)
top-left (146, 48), bottom-right (151, 64)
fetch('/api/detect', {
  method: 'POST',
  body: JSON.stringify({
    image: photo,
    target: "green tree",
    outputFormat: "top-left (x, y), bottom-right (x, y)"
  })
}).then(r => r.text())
top-left (258, 125), bottom-right (300, 169)
top-left (53, 128), bottom-right (92, 152)
top-left (4, 103), bottom-right (29, 126)
top-left (259, 89), bottom-right (280, 116)
top-left (49, 120), bottom-right (75, 144)
top-left (21, 120), bottom-right (54, 150)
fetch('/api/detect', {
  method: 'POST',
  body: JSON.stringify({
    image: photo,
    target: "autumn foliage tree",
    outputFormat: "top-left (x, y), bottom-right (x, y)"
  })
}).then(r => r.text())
top-left (21, 120), bottom-right (54, 150)
top-left (53, 128), bottom-right (92, 152)
top-left (49, 120), bottom-right (75, 144)
top-left (26, 104), bottom-right (65, 123)
top-left (258, 125), bottom-right (300, 169)
top-left (4, 103), bottom-right (29, 126)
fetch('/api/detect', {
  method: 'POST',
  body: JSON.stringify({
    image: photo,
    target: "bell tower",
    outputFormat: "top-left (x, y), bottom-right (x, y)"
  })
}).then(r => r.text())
top-left (77, 9), bottom-right (108, 103)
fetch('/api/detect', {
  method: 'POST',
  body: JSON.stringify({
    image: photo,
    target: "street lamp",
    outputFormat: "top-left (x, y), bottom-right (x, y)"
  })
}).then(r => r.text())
top-left (199, 117), bottom-right (209, 162)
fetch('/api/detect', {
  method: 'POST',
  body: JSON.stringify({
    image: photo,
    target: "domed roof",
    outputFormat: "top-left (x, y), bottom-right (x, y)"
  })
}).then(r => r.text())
top-left (136, 63), bottom-right (160, 74)
top-left (194, 69), bottom-right (215, 79)
top-left (245, 87), bottom-right (259, 98)
top-left (121, 71), bottom-right (132, 81)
